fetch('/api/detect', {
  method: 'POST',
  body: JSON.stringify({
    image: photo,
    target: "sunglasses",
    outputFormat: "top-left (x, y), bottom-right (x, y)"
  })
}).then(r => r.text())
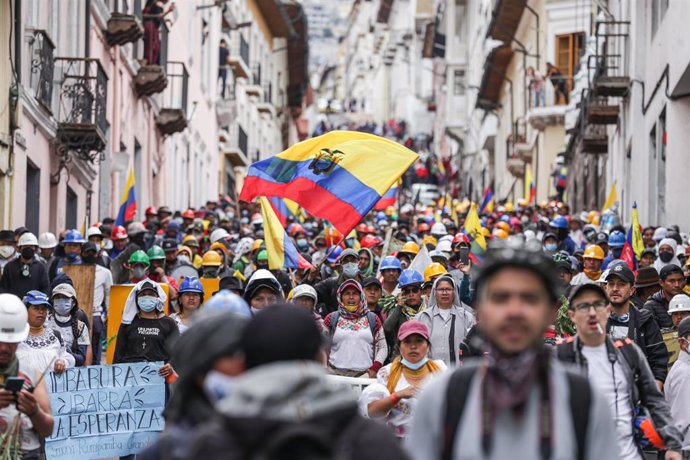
top-left (401, 286), bottom-right (421, 295)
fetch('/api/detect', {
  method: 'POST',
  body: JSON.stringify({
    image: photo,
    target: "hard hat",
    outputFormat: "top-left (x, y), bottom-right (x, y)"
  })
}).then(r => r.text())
top-left (356, 223), bottom-right (368, 234)
top-left (203, 290), bottom-right (251, 318)
top-left (360, 234), bottom-right (382, 249)
top-left (608, 230), bottom-right (626, 248)
top-left (111, 225), bottom-right (128, 241)
top-left (145, 206), bottom-right (157, 216)
top-left (497, 221), bottom-right (510, 233)
top-left (668, 294), bottom-right (690, 315)
top-left (398, 269), bottom-right (424, 288)
top-left (504, 202), bottom-right (514, 212)
top-left (17, 232), bottom-right (38, 247)
top-left (63, 229), bottom-right (86, 244)
top-left (452, 233), bottom-right (470, 246)
top-left (257, 250), bottom-right (268, 261)
top-left (38, 232), bottom-right (58, 249)
top-left (129, 250), bottom-right (150, 266)
top-left (289, 284), bottom-right (318, 303)
top-left (430, 249), bottom-right (449, 260)
top-left (550, 216), bottom-right (569, 229)
top-left (179, 276), bottom-right (204, 300)
top-left (287, 223), bottom-right (305, 237)
top-left (0, 294), bottom-right (30, 343)
top-left (400, 241), bottom-right (420, 255)
top-left (418, 223), bottom-right (430, 233)
top-left (158, 206), bottom-right (172, 215)
top-left (202, 251), bottom-right (223, 267)
top-left (587, 210), bottom-right (599, 224)
top-left (437, 240), bottom-right (452, 253)
top-left (251, 239), bottom-right (264, 252)
top-left (326, 246), bottom-right (344, 264)
top-left (182, 235), bottom-right (199, 247)
top-left (86, 227), bottom-right (103, 238)
top-left (583, 244), bottom-right (605, 260)
top-left (127, 221), bottom-right (147, 236)
top-left (182, 209), bottom-right (195, 219)
top-left (385, 206), bottom-right (396, 217)
top-left (147, 245), bottom-right (166, 261)
top-left (492, 228), bottom-right (509, 240)
top-left (431, 222), bottom-right (448, 237)
top-left (210, 228), bottom-right (230, 243)
top-left (424, 263), bottom-right (448, 282)
top-left (379, 256), bottom-right (402, 272)
top-left (210, 241), bottom-right (228, 256)
top-left (422, 234), bottom-right (438, 248)
top-left (250, 213), bottom-right (263, 226)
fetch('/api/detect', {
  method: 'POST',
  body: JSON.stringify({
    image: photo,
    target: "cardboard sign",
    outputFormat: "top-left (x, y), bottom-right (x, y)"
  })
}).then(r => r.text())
top-left (44, 362), bottom-right (165, 459)
top-left (62, 264), bottom-right (96, 329)
top-left (105, 284), bottom-right (170, 364)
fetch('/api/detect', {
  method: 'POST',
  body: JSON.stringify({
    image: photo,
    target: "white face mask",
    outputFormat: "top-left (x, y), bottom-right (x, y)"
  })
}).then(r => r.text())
top-left (203, 370), bottom-right (238, 403)
top-left (250, 307), bottom-right (262, 315)
top-left (0, 245), bottom-right (15, 259)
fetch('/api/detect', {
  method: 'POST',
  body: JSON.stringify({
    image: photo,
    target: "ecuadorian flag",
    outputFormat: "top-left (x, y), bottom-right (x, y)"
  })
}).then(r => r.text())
top-left (260, 197), bottom-right (311, 270)
top-left (240, 131), bottom-right (418, 235)
top-left (374, 184), bottom-right (398, 210)
top-left (463, 203), bottom-right (487, 264)
top-left (115, 169), bottom-right (136, 226)
top-left (479, 185), bottom-right (494, 214)
top-left (621, 202), bottom-right (644, 271)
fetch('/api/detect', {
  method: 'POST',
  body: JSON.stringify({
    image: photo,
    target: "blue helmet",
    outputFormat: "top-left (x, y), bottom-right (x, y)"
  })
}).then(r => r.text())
top-left (379, 255), bottom-right (402, 272)
top-left (203, 290), bottom-right (251, 318)
top-left (63, 229), bottom-right (86, 244)
top-left (608, 230), bottom-right (626, 248)
top-left (398, 269), bottom-right (424, 288)
top-left (179, 276), bottom-right (204, 300)
top-left (326, 246), bottom-right (343, 264)
top-left (23, 290), bottom-right (51, 307)
top-left (500, 215), bottom-right (511, 223)
top-left (550, 216), bottom-right (569, 229)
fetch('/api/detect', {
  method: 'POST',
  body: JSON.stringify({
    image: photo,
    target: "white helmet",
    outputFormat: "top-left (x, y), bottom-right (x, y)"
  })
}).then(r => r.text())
top-left (290, 284), bottom-right (318, 303)
top-left (430, 222), bottom-right (447, 237)
top-left (38, 232), bottom-right (58, 249)
top-left (668, 294), bottom-right (690, 316)
top-left (86, 227), bottom-right (103, 238)
top-left (437, 239), bottom-right (452, 253)
top-left (17, 232), bottom-right (38, 247)
top-left (0, 294), bottom-right (29, 343)
top-left (210, 228), bottom-right (230, 244)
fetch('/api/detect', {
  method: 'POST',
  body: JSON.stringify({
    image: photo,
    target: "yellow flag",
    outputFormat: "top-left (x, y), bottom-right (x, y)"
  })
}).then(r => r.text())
top-left (463, 203), bottom-right (487, 251)
top-left (602, 182), bottom-right (617, 212)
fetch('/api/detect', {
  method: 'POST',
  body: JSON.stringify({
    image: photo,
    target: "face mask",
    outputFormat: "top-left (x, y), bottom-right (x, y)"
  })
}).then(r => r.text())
top-left (401, 356), bottom-right (429, 370)
top-left (0, 246), bottom-right (15, 259)
top-left (138, 296), bottom-right (159, 312)
top-left (133, 267), bottom-right (147, 279)
top-left (544, 243), bottom-right (557, 253)
top-left (611, 248), bottom-right (623, 258)
top-left (256, 263), bottom-right (268, 271)
top-left (103, 239), bottom-right (113, 250)
top-left (203, 267), bottom-right (219, 277)
top-left (342, 262), bottom-right (359, 278)
top-left (584, 268), bottom-right (602, 281)
top-left (178, 255), bottom-right (191, 265)
top-left (66, 253), bottom-right (79, 261)
top-left (82, 255), bottom-right (97, 265)
top-left (21, 248), bottom-right (35, 260)
top-left (323, 265), bottom-right (334, 276)
top-left (53, 298), bottom-right (73, 316)
top-left (203, 370), bottom-right (238, 403)
top-left (250, 306), bottom-right (262, 315)
top-left (659, 252), bottom-right (674, 263)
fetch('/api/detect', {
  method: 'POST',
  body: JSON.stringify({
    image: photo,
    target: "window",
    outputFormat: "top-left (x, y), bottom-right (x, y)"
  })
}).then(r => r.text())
top-left (26, 163), bottom-right (40, 234)
top-left (66, 186), bottom-right (78, 230)
top-left (453, 69), bottom-right (466, 95)
top-left (555, 32), bottom-right (585, 92)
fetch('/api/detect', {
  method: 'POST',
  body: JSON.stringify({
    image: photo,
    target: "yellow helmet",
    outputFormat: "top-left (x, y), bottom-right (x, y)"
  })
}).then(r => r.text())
top-left (583, 244), bottom-right (605, 260)
top-left (209, 241), bottom-right (228, 256)
top-left (400, 241), bottom-right (420, 255)
top-left (201, 250), bottom-right (222, 267)
top-left (385, 206), bottom-right (396, 216)
top-left (504, 202), bottom-right (514, 212)
top-left (492, 228), bottom-right (508, 240)
top-left (496, 221), bottom-right (510, 233)
top-left (517, 199), bottom-right (528, 208)
top-left (587, 211), bottom-right (599, 224)
top-left (424, 263), bottom-right (448, 282)
top-left (182, 235), bottom-right (199, 247)
top-left (251, 239), bottom-right (264, 252)
top-left (422, 235), bottom-right (437, 248)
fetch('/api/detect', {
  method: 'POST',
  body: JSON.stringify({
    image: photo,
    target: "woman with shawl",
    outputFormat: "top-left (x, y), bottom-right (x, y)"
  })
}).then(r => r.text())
top-left (324, 280), bottom-right (388, 377)
top-left (359, 320), bottom-right (446, 438)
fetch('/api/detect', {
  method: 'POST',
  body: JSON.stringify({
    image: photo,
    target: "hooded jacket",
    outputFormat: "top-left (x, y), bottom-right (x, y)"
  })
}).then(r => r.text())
top-left (414, 276), bottom-right (475, 366)
top-left (186, 361), bottom-right (409, 460)
top-left (643, 290), bottom-right (674, 329)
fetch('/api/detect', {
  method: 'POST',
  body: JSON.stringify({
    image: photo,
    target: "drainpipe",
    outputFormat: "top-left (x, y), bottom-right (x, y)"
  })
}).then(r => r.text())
top-left (85, 0), bottom-right (91, 56)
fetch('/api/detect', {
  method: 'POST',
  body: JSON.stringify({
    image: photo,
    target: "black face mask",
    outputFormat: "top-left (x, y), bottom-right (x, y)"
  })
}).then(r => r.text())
top-left (659, 252), bottom-right (674, 263)
top-left (82, 255), bottom-right (98, 265)
top-left (20, 248), bottom-right (35, 260)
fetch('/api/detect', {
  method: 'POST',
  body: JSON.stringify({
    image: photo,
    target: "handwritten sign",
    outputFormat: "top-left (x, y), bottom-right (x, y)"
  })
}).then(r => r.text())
top-left (45, 362), bottom-right (165, 459)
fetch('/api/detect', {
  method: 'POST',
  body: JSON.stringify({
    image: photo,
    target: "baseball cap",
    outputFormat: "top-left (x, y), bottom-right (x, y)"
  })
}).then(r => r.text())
top-left (568, 283), bottom-right (608, 306)
top-left (605, 264), bottom-right (635, 285)
top-left (162, 238), bottom-right (178, 252)
top-left (678, 317), bottom-right (690, 339)
top-left (660, 264), bottom-right (684, 280)
top-left (361, 277), bottom-right (382, 289)
top-left (397, 320), bottom-right (430, 341)
top-left (52, 283), bottom-right (77, 299)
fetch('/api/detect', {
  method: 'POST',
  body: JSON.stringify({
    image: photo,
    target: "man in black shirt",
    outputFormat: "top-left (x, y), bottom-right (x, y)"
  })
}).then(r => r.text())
top-left (0, 232), bottom-right (50, 299)
top-left (218, 39), bottom-right (230, 99)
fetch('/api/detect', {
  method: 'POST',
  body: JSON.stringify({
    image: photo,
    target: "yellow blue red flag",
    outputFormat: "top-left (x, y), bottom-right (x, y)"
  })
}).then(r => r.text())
top-left (259, 197), bottom-right (311, 270)
top-left (622, 202), bottom-right (645, 270)
top-left (240, 131), bottom-right (418, 235)
top-left (115, 169), bottom-right (136, 226)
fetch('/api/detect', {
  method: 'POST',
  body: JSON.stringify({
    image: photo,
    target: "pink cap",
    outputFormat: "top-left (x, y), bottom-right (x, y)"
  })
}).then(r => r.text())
top-left (397, 320), bottom-right (430, 341)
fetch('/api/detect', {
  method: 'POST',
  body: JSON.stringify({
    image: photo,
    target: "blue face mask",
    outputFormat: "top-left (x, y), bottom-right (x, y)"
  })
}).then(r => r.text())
top-left (401, 356), bottom-right (429, 370)
top-left (544, 243), bottom-right (558, 253)
top-left (66, 253), bottom-right (79, 261)
top-left (138, 296), bottom-right (159, 312)
top-left (203, 370), bottom-right (238, 403)
top-left (612, 248), bottom-right (623, 258)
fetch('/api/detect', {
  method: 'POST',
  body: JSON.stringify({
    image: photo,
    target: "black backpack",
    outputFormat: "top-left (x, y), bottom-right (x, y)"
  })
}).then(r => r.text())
top-left (441, 364), bottom-right (591, 460)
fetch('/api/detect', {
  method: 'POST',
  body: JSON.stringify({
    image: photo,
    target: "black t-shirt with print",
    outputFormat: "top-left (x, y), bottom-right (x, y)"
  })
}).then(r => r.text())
top-left (113, 315), bottom-right (179, 364)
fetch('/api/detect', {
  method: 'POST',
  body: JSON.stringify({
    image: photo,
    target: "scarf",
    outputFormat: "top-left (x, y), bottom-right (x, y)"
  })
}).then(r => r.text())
top-left (583, 268), bottom-right (602, 281)
top-left (386, 356), bottom-right (441, 393)
top-left (0, 355), bottom-right (19, 385)
top-left (337, 279), bottom-right (368, 320)
top-left (358, 248), bottom-right (375, 277)
top-left (485, 346), bottom-right (541, 413)
top-left (401, 300), bottom-right (426, 320)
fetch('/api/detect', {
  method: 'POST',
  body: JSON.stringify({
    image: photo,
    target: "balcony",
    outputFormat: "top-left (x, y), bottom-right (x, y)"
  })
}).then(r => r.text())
top-left (155, 61), bottom-right (188, 135)
top-left (587, 102), bottom-right (620, 125)
top-left (590, 21), bottom-right (631, 98)
top-left (134, 22), bottom-right (169, 96)
top-left (507, 156), bottom-right (525, 177)
top-left (28, 30), bottom-right (55, 112)
top-left (256, 81), bottom-right (275, 117)
top-left (245, 63), bottom-right (263, 97)
top-left (487, 0), bottom-right (528, 42)
top-left (228, 34), bottom-right (250, 79)
top-left (217, 81), bottom-right (238, 126)
top-left (54, 58), bottom-right (108, 157)
top-left (219, 122), bottom-right (250, 167)
top-left (104, 13), bottom-right (143, 47)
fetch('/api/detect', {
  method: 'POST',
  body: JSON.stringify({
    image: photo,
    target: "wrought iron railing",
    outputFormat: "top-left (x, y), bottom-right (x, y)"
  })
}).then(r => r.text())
top-left (161, 61), bottom-right (189, 113)
top-left (29, 30), bottom-right (55, 111)
top-left (240, 35), bottom-right (249, 67)
top-left (252, 63), bottom-right (262, 86)
top-left (263, 81), bottom-right (273, 104)
top-left (55, 57), bottom-right (108, 146)
top-left (238, 124), bottom-right (248, 156)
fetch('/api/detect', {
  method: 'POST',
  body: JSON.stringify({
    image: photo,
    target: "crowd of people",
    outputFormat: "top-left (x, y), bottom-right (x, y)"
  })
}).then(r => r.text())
top-left (1, 196), bottom-right (690, 459)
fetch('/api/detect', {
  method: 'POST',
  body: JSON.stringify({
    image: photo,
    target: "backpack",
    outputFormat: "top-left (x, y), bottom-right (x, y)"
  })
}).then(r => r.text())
top-left (329, 311), bottom-right (378, 338)
top-left (441, 364), bottom-right (591, 460)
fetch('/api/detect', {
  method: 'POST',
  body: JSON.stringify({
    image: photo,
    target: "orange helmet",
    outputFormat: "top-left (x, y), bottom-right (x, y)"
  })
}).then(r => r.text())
top-left (583, 244), bottom-right (605, 260)
top-left (497, 221), bottom-right (510, 233)
top-left (182, 209), bottom-right (195, 219)
top-left (492, 228), bottom-right (509, 240)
